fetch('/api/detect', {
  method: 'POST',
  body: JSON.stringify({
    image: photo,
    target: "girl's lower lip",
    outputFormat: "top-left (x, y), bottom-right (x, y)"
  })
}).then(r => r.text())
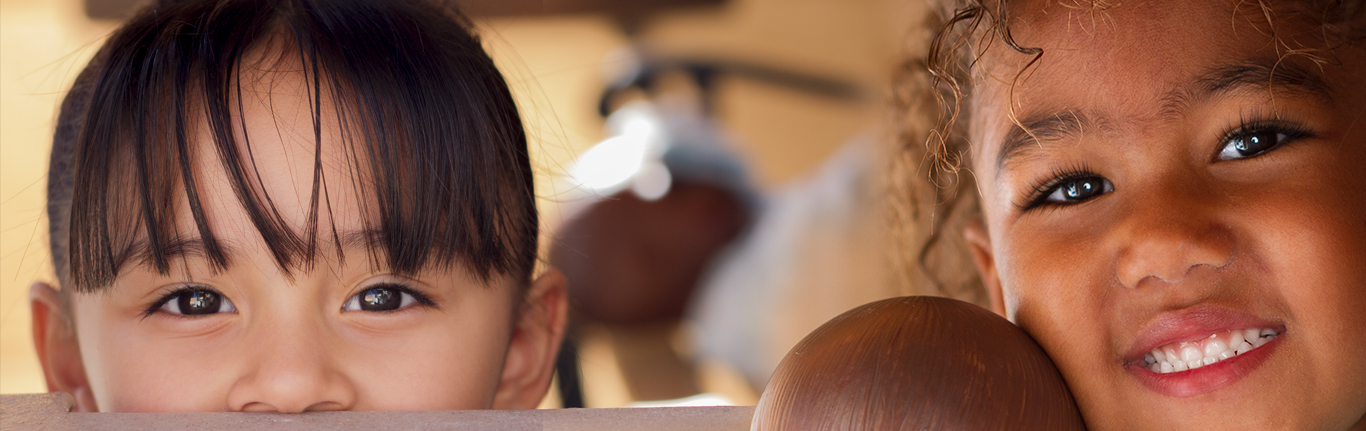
top-left (1128, 335), bottom-right (1280, 397)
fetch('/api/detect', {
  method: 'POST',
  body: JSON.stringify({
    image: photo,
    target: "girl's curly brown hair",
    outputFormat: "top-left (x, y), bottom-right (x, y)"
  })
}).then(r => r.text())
top-left (889, 0), bottom-right (1366, 306)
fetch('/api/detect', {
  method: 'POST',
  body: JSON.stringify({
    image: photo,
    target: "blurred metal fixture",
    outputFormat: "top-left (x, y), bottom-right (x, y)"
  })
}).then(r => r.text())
top-left (597, 55), bottom-right (869, 117)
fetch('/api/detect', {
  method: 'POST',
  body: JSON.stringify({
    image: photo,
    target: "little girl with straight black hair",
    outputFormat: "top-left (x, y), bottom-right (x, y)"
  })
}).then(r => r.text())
top-left (30, 0), bottom-right (568, 412)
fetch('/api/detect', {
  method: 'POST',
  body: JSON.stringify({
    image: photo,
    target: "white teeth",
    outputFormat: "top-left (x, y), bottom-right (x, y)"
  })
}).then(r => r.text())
top-left (1228, 331), bottom-right (1245, 349)
top-left (1143, 327), bottom-right (1280, 374)
top-left (1203, 340), bottom-right (1227, 357)
top-left (1181, 346), bottom-right (1203, 363)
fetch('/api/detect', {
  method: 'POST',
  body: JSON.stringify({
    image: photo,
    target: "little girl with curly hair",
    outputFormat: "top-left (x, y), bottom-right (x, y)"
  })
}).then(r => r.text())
top-left (895, 0), bottom-right (1366, 428)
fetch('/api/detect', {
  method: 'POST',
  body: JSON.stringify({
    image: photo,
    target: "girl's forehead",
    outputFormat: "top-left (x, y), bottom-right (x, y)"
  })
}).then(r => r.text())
top-left (174, 67), bottom-right (382, 270)
top-left (975, 0), bottom-right (1244, 109)
top-left (968, 0), bottom-right (1337, 174)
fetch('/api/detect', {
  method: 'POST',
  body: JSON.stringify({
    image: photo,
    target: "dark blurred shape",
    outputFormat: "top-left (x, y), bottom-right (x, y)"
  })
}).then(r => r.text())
top-left (554, 338), bottom-right (586, 408)
top-left (83, 0), bottom-right (724, 21)
top-left (552, 182), bottom-right (747, 325)
top-left (84, 0), bottom-right (143, 20)
top-left (753, 296), bottom-right (1087, 431)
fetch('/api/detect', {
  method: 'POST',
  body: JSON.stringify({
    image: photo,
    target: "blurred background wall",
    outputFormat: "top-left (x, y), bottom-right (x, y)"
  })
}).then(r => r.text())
top-left (0, 0), bottom-right (924, 403)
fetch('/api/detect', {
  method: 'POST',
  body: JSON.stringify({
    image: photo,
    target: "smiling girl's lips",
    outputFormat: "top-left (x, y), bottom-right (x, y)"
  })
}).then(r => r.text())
top-left (1124, 305), bottom-right (1284, 397)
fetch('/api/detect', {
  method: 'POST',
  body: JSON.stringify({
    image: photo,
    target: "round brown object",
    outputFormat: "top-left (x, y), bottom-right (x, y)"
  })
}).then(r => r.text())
top-left (551, 182), bottom-right (748, 325)
top-left (752, 296), bottom-right (1086, 431)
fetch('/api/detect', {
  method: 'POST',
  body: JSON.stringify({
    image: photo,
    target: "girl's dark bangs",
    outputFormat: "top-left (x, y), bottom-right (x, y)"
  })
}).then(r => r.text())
top-left (56, 0), bottom-right (537, 292)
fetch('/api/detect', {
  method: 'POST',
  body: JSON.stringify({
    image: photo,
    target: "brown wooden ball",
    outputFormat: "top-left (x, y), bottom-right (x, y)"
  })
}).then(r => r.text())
top-left (752, 296), bottom-right (1086, 431)
top-left (550, 182), bottom-right (748, 325)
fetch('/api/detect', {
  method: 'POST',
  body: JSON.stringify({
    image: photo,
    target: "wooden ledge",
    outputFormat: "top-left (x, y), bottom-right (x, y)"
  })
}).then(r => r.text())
top-left (1, 393), bottom-right (754, 430)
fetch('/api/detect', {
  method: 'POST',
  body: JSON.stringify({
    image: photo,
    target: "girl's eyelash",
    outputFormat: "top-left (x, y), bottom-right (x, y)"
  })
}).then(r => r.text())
top-left (1015, 164), bottom-right (1101, 211)
top-left (140, 284), bottom-right (223, 319)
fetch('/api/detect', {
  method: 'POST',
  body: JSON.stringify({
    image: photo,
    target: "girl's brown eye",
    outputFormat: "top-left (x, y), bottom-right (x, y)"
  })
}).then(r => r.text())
top-left (1044, 176), bottom-right (1112, 204)
top-left (1216, 120), bottom-right (1313, 161)
top-left (342, 284), bottom-right (423, 312)
top-left (158, 288), bottom-right (237, 315)
top-left (1219, 129), bottom-right (1283, 160)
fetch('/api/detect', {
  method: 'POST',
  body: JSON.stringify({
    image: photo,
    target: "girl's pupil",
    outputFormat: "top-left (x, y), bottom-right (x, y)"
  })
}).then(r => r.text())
top-left (1234, 130), bottom-right (1277, 156)
top-left (361, 287), bottom-right (400, 311)
top-left (179, 290), bottom-right (220, 315)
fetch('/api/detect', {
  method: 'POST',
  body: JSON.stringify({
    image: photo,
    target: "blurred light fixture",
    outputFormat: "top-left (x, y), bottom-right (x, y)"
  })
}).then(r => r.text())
top-left (568, 102), bottom-right (672, 201)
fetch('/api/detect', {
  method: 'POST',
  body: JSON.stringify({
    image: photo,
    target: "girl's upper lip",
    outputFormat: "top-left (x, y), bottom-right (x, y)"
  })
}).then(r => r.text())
top-left (1125, 304), bottom-right (1283, 362)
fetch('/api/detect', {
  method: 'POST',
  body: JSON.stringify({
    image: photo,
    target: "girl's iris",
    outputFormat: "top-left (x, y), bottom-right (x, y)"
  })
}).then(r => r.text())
top-left (360, 287), bottom-right (400, 311)
top-left (1043, 176), bottom-right (1113, 205)
top-left (1062, 178), bottom-right (1106, 200)
top-left (180, 291), bottom-right (221, 315)
top-left (1226, 130), bottom-right (1279, 158)
top-left (342, 283), bottom-right (429, 313)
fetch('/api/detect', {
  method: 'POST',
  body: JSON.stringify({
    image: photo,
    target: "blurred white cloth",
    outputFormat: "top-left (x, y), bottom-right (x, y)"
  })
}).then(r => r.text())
top-left (687, 135), bottom-right (899, 389)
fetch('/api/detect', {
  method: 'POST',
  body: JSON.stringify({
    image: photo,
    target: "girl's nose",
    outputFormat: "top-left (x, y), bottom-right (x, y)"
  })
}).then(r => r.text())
top-left (226, 319), bottom-right (357, 413)
top-left (1112, 181), bottom-right (1234, 289)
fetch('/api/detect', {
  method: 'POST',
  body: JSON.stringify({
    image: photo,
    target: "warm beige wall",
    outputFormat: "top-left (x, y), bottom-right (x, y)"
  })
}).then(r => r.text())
top-left (0, 0), bottom-right (918, 395)
top-left (0, 0), bottom-right (120, 394)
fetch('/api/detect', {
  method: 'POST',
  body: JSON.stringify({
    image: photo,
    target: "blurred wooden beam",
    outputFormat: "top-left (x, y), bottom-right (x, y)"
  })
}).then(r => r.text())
top-left (456, 0), bottom-right (723, 16)
top-left (3, 393), bottom-right (755, 430)
top-left (83, 0), bottom-right (725, 21)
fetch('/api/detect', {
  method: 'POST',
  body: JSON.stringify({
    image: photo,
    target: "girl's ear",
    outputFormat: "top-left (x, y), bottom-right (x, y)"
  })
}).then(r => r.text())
top-left (30, 282), bottom-right (98, 412)
top-left (964, 220), bottom-right (1007, 319)
top-left (491, 269), bottom-right (568, 409)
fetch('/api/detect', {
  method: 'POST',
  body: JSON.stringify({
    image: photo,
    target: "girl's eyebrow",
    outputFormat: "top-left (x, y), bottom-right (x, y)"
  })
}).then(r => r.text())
top-left (994, 57), bottom-right (1333, 177)
top-left (117, 236), bottom-right (239, 272)
top-left (1161, 58), bottom-right (1333, 117)
top-left (996, 110), bottom-right (1108, 176)
top-left (338, 229), bottom-right (384, 250)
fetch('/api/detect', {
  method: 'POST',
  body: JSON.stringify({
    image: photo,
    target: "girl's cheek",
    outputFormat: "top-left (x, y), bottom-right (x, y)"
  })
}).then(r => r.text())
top-left (1001, 237), bottom-right (1105, 342)
top-left (339, 313), bottom-right (511, 410)
top-left (74, 302), bottom-right (241, 412)
top-left (1000, 217), bottom-right (1109, 304)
